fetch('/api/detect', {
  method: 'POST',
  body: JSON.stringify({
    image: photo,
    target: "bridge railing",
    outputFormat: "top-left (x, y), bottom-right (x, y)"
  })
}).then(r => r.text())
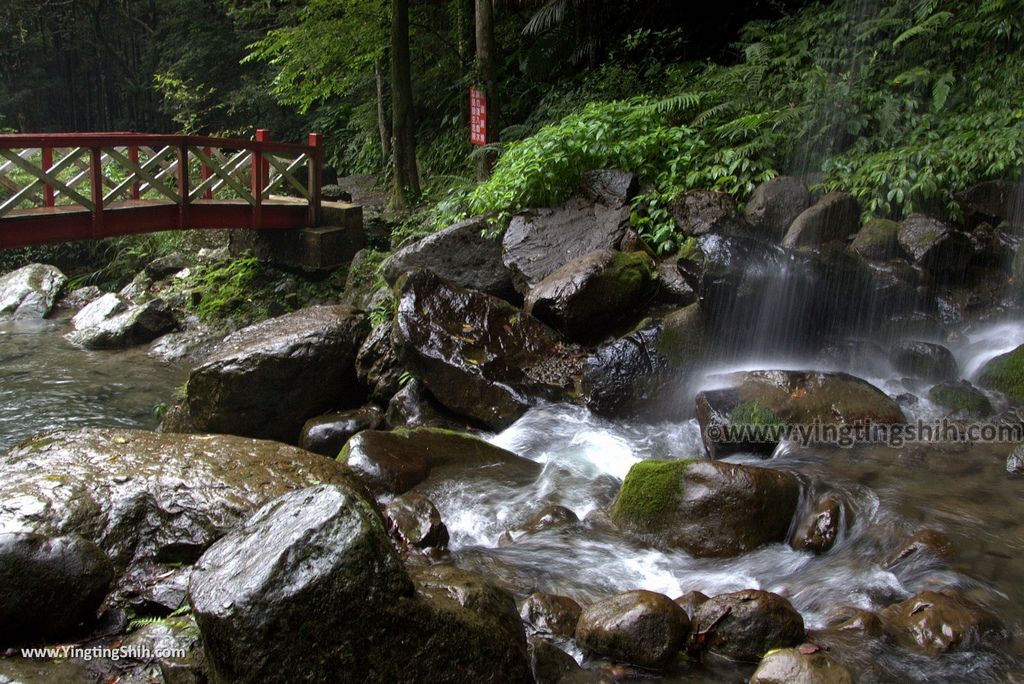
top-left (0, 130), bottom-right (322, 233)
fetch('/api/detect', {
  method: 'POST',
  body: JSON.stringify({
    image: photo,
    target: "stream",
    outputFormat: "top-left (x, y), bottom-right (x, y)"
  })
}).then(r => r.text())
top-left (2, 313), bottom-right (1023, 681)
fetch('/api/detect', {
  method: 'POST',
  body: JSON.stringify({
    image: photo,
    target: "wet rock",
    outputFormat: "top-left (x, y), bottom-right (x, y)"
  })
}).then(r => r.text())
top-left (744, 176), bottom-right (812, 242)
top-left (122, 616), bottom-right (206, 684)
top-left (584, 304), bottom-right (706, 419)
top-left (0, 428), bottom-right (355, 584)
top-left (673, 591), bottom-right (709, 619)
top-left (58, 284), bottom-right (104, 311)
top-left (695, 370), bottom-right (906, 458)
top-left (149, 325), bottom-right (222, 364)
top-left (0, 263), bottom-right (66, 318)
top-left (528, 636), bottom-right (583, 684)
top-left (883, 528), bottom-right (955, 568)
top-left (0, 533), bottom-right (114, 644)
top-left (823, 607), bottom-right (885, 638)
top-left (339, 427), bottom-right (539, 496)
top-left (502, 198), bottom-right (630, 293)
top-left (0, 659), bottom-right (100, 683)
top-left (66, 293), bottom-right (177, 349)
top-left (781, 192), bottom-right (860, 248)
top-left (954, 180), bottom-right (1024, 228)
top-left (749, 646), bottom-right (854, 684)
top-left (927, 381), bottom-right (993, 418)
top-left (688, 589), bottom-right (805, 662)
top-left (978, 343), bottom-right (1024, 403)
top-left (521, 592), bottom-right (583, 638)
top-left (879, 590), bottom-right (1004, 654)
top-left (1007, 444), bottom-right (1024, 475)
top-left (384, 378), bottom-right (468, 430)
top-left (183, 305), bottom-right (368, 442)
top-left (610, 459), bottom-right (800, 558)
top-left (299, 405), bottom-right (384, 457)
top-left (969, 222), bottom-right (1016, 270)
top-left (355, 320), bottom-right (403, 403)
top-left (524, 249), bottom-right (657, 343)
top-left (889, 340), bottom-right (958, 382)
top-left (145, 252), bottom-right (189, 279)
top-left (382, 215), bottom-right (514, 297)
top-left (579, 169), bottom-right (638, 207)
top-left (575, 590), bottom-right (691, 669)
top-left (393, 270), bottom-right (584, 429)
top-left (654, 257), bottom-right (697, 306)
top-left (189, 484), bottom-right (408, 683)
top-left (385, 493), bottom-right (449, 550)
top-left (790, 494), bottom-right (843, 554)
top-left (897, 214), bottom-right (973, 279)
top-left (519, 505), bottom-right (580, 534)
top-left (669, 189), bottom-right (749, 238)
top-left (849, 218), bottom-right (904, 260)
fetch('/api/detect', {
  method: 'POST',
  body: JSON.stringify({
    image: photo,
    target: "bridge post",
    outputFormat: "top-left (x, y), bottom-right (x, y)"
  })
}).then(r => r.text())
top-left (89, 147), bottom-right (104, 237)
top-left (307, 132), bottom-right (322, 227)
top-left (41, 147), bottom-right (54, 207)
top-left (129, 146), bottom-right (141, 200)
top-left (252, 129), bottom-right (268, 229)
top-left (177, 143), bottom-right (190, 230)
top-left (201, 147), bottom-right (213, 200)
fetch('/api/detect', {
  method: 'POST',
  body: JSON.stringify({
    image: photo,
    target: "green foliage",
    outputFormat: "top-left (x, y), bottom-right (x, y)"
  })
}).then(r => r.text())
top-left (189, 256), bottom-right (265, 322)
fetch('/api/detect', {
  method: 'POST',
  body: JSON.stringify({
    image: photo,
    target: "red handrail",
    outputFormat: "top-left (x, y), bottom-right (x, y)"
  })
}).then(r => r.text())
top-left (0, 133), bottom-right (314, 154)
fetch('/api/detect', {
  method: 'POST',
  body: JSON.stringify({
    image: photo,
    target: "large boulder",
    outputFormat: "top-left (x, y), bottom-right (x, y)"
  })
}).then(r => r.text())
top-left (879, 590), bottom-right (1004, 654)
top-left (848, 218), bottom-right (904, 260)
top-left (393, 270), bottom-right (584, 429)
top-left (65, 292), bottom-right (177, 349)
top-left (502, 198), bottom-right (630, 294)
top-left (695, 370), bottom-right (906, 458)
top-left (385, 378), bottom-right (468, 430)
top-left (0, 428), bottom-right (356, 582)
top-left (524, 249), bottom-right (657, 342)
top-left (575, 590), bottom-right (691, 669)
top-left (340, 427), bottom-right (539, 496)
top-left (978, 344), bottom-right (1024, 403)
top-left (897, 214), bottom-right (974, 278)
top-left (610, 459), bottom-right (800, 558)
top-left (954, 180), bottom-right (1024, 228)
top-left (889, 340), bottom-right (958, 382)
top-left (688, 589), bottom-right (805, 662)
top-left (578, 169), bottom-right (638, 207)
top-left (355, 320), bottom-right (404, 403)
top-left (744, 176), bottom-right (812, 242)
top-left (0, 532), bottom-right (114, 644)
top-left (584, 304), bottom-right (706, 419)
top-left (382, 215), bottom-right (514, 297)
top-left (927, 381), bottom-right (993, 418)
top-left (749, 647), bottom-right (854, 684)
top-left (0, 263), bottom-right (66, 318)
top-left (781, 192), bottom-right (860, 248)
top-left (669, 189), bottom-right (749, 238)
top-left (183, 305), bottom-right (369, 442)
top-left (190, 484), bottom-right (530, 683)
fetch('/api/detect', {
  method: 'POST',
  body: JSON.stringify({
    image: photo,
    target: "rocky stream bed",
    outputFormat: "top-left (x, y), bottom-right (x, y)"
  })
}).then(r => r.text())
top-left (1, 172), bottom-right (1024, 683)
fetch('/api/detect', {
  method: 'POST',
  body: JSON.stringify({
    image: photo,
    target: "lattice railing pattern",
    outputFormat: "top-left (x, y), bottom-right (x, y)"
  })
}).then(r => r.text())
top-left (0, 131), bottom-right (322, 229)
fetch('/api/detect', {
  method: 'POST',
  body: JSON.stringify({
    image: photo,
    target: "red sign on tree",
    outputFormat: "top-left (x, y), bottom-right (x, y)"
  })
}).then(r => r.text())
top-left (470, 87), bottom-right (487, 146)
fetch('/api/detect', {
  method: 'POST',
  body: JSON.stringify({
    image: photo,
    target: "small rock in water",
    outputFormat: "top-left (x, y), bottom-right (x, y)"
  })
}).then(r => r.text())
top-left (883, 528), bottom-right (955, 569)
top-left (879, 590), bottom-right (1004, 654)
top-left (528, 636), bottom-right (582, 684)
top-left (1007, 444), bottom-right (1024, 474)
top-left (0, 263), bottom-right (66, 318)
top-left (749, 646), bottom-right (854, 684)
top-left (520, 592), bottom-right (583, 638)
top-left (576, 589), bottom-right (691, 669)
top-left (789, 493), bottom-right (844, 554)
top-left (688, 589), bottom-right (805, 662)
top-left (300, 405), bottom-right (384, 457)
top-left (385, 493), bottom-right (449, 550)
top-left (0, 532), bottom-right (114, 644)
top-left (673, 591), bottom-right (709, 620)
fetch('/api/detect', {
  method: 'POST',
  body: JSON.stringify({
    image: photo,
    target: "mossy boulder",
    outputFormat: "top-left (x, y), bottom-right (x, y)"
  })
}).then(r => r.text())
top-left (524, 249), bottom-right (658, 343)
top-left (610, 458), bottom-right (800, 558)
top-left (927, 381), bottom-right (994, 418)
top-left (849, 218), bottom-right (904, 260)
top-left (978, 344), bottom-right (1024, 404)
top-left (339, 427), bottom-right (540, 496)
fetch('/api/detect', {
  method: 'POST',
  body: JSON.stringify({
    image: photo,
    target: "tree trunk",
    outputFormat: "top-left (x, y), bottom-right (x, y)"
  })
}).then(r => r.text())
top-left (458, 0), bottom-right (474, 125)
top-left (389, 0), bottom-right (420, 209)
top-left (475, 0), bottom-right (498, 180)
top-left (375, 55), bottom-right (392, 174)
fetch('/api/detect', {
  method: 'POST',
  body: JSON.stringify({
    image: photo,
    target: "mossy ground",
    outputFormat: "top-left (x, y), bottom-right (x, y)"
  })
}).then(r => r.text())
top-left (979, 346), bottom-right (1024, 405)
top-left (611, 459), bottom-right (691, 528)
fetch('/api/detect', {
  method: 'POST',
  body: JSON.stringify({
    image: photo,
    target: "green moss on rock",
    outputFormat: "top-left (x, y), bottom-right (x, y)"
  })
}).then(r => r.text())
top-left (730, 400), bottom-right (782, 427)
top-left (927, 382), bottom-right (993, 417)
top-left (611, 459), bottom-right (690, 527)
top-left (978, 345), bottom-right (1024, 404)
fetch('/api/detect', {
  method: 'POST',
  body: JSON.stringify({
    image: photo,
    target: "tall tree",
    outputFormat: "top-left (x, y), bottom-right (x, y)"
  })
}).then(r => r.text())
top-left (390, 0), bottom-right (420, 207)
top-left (474, 0), bottom-right (498, 180)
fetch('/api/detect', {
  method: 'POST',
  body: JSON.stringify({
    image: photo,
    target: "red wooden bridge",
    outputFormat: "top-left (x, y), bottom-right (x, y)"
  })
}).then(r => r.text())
top-left (0, 130), bottom-right (322, 249)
